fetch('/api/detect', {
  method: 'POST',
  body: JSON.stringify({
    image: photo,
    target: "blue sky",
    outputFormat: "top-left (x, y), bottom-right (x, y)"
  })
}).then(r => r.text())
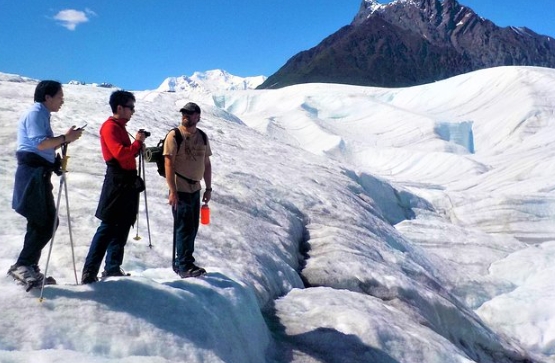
top-left (0, 0), bottom-right (553, 91)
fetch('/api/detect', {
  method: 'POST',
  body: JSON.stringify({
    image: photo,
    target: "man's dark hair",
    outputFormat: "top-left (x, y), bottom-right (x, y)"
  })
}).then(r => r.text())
top-left (109, 90), bottom-right (136, 113)
top-left (34, 80), bottom-right (62, 103)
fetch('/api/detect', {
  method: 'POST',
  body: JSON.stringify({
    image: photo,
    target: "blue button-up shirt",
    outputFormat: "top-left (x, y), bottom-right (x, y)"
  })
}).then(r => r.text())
top-left (16, 103), bottom-right (55, 163)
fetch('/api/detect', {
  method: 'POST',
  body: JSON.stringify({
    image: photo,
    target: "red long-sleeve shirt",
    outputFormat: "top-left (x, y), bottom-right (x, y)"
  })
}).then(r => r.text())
top-left (99, 117), bottom-right (142, 170)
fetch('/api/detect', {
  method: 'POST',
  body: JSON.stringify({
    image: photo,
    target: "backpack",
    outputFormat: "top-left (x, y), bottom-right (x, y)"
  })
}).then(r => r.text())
top-left (145, 128), bottom-right (207, 179)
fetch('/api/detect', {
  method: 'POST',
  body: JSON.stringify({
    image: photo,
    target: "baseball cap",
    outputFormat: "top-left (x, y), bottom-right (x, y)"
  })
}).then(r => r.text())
top-left (179, 102), bottom-right (201, 114)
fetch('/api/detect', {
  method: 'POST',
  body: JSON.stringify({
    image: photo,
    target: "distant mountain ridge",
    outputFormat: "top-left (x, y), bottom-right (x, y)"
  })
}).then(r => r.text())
top-left (157, 69), bottom-right (266, 93)
top-left (258, 0), bottom-right (555, 89)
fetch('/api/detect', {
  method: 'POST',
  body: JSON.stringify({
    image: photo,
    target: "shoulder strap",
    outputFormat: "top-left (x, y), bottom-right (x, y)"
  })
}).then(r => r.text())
top-left (197, 128), bottom-right (207, 145)
top-left (168, 127), bottom-right (205, 150)
top-left (172, 127), bottom-right (184, 152)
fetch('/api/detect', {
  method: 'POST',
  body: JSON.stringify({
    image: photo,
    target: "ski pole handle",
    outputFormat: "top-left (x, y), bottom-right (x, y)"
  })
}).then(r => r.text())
top-left (61, 155), bottom-right (69, 172)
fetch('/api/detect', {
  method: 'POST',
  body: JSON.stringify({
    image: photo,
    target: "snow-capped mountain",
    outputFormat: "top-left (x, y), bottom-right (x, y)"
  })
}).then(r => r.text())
top-left (157, 69), bottom-right (266, 93)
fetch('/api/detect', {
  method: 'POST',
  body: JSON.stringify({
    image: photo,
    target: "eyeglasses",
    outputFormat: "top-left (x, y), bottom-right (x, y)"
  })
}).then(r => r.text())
top-left (123, 105), bottom-right (135, 111)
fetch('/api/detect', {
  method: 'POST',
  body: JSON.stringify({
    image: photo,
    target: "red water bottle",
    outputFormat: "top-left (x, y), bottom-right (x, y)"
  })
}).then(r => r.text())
top-left (201, 204), bottom-right (210, 225)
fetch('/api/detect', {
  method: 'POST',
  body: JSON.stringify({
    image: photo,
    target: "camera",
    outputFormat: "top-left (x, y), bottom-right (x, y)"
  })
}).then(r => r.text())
top-left (139, 129), bottom-right (151, 138)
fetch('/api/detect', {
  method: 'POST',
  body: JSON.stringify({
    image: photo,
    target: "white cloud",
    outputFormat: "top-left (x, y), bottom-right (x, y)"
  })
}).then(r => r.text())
top-left (53, 9), bottom-right (94, 31)
top-left (85, 8), bottom-right (97, 17)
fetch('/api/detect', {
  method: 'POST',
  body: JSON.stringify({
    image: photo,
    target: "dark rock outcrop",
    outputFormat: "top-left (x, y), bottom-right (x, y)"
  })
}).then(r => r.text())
top-left (258, 0), bottom-right (555, 89)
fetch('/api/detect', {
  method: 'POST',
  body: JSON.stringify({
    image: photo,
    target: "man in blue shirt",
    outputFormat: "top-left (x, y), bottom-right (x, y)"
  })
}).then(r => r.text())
top-left (9, 80), bottom-right (83, 286)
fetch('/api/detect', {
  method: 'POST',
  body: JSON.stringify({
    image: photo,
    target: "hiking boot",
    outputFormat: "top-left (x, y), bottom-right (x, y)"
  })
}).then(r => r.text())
top-left (101, 268), bottom-right (130, 278)
top-left (81, 271), bottom-right (99, 284)
top-left (178, 264), bottom-right (206, 278)
top-left (30, 264), bottom-right (45, 282)
top-left (31, 264), bottom-right (57, 285)
top-left (7, 265), bottom-right (38, 284)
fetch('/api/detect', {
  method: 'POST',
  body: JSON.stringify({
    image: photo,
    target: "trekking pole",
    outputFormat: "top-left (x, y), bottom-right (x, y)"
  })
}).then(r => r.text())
top-left (133, 152), bottom-right (142, 241)
top-left (39, 143), bottom-right (74, 301)
top-left (141, 151), bottom-right (153, 248)
top-left (172, 208), bottom-right (177, 273)
top-left (63, 168), bottom-right (79, 285)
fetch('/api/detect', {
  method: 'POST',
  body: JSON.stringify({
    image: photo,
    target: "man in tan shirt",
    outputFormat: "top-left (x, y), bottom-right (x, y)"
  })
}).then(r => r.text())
top-left (163, 102), bottom-right (212, 278)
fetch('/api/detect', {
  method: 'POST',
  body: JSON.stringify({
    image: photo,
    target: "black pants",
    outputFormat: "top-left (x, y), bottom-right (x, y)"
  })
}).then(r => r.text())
top-left (173, 191), bottom-right (200, 271)
top-left (83, 221), bottom-right (132, 275)
top-left (17, 216), bottom-right (57, 266)
top-left (13, 152), bottom-right (59, 267)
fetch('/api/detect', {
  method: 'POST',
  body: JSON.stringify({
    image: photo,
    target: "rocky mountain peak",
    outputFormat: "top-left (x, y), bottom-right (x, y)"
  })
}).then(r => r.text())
top-left (355, 0), bottom-right (477, 42)
top-left (257, 0), bottom-right (555, 89)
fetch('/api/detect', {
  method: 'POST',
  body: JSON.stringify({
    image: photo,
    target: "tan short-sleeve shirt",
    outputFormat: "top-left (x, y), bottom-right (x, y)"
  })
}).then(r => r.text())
top-left (163, 126), bottom-right (212, 193)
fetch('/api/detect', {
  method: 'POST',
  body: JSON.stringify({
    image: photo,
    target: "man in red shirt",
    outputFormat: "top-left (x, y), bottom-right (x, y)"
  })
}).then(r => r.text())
top-left (81, 90), bottom-right (146, 284)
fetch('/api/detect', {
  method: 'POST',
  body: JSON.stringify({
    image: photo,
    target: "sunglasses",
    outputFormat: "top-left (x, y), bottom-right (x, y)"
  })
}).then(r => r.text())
top-left (123, 105), bottom-right (135, 111)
